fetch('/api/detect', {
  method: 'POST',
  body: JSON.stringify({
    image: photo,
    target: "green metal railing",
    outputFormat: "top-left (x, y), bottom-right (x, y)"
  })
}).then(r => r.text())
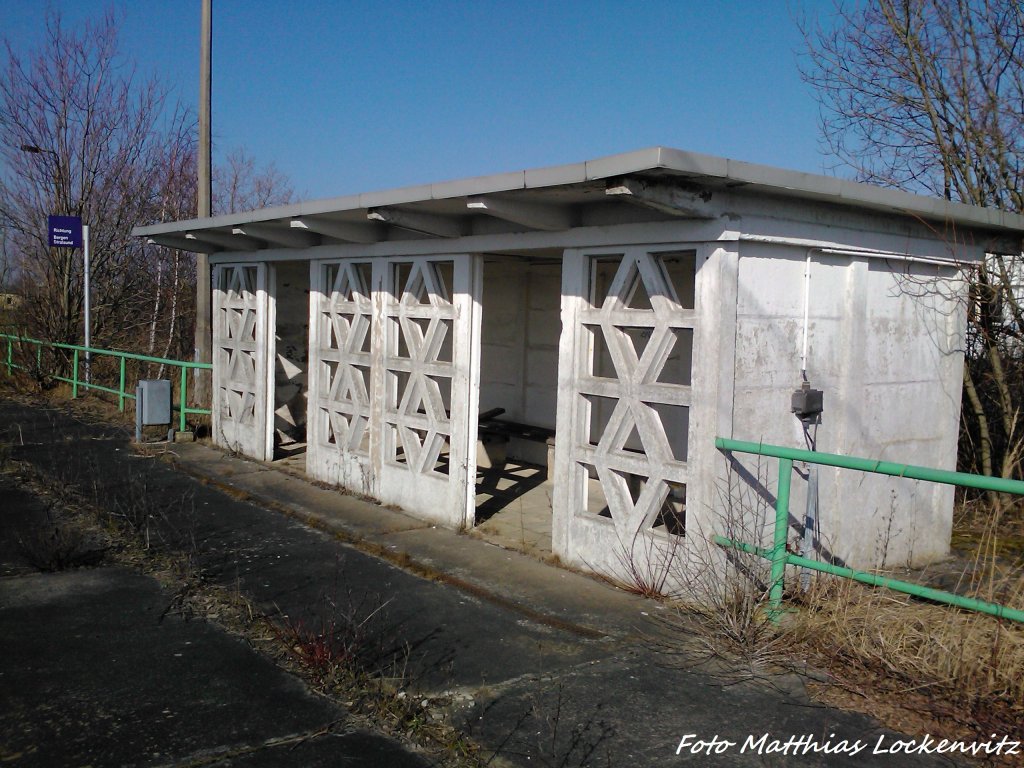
top-left (714, 437), bottom-right (1024, 624)
top-left (2, 333), bottom-right (211, 433)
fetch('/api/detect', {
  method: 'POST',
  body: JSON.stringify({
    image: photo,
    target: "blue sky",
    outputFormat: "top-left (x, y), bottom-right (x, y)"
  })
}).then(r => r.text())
top-left (3, 1), bottom-right (839, 201)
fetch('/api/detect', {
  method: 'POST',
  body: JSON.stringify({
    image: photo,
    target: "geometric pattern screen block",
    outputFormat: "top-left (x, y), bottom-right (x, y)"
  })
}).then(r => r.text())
top-left (216, 264), bottom-right (260, 426)
top-left (576, 251), bottom-right (695, 539)
top-left (315, 261), bottom-right (373, 456)
top-left (383, 258), bottom-right (457, 477)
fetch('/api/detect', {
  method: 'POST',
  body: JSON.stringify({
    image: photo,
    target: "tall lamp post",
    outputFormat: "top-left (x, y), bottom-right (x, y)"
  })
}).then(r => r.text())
top-left (20, 143), bottom-right (92, 384)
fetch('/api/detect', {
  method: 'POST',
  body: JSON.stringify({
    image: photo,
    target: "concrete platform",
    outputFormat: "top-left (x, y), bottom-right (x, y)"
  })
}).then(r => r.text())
top-left (0, 398), bottom-right (960, 766)
top-left (0, 554), bottom-right (428, 768)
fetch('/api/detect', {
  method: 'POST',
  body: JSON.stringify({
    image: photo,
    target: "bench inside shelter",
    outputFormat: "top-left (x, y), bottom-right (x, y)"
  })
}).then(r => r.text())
top-left (477, 407), bottom-right (556, 478)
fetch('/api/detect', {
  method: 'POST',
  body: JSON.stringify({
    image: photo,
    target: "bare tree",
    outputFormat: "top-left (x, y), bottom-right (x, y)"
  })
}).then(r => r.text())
top-left (144, 141), bottom-right (199, 372)
top-left (0, 223), bottom-right (11, 291)
top-left (0, 9), bottom-right (294, 377)
top-left (215, 147), bottom-right (294, 215)
top-left (135, 145), bottom-right (293, 375)
top-left (0, 9), bottom-right (193, 353)
top-left (801, 0), bottom-right (1024, 480)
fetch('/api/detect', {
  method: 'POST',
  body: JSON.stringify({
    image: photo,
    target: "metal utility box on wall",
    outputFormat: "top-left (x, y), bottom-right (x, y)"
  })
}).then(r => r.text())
top-left (136, 379), bottom-right (171, 442)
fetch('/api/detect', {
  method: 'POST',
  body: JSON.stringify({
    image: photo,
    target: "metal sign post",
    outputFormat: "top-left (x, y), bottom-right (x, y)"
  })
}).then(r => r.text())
top-left (47, 215), bottom-right (90, 383)
top-left (83, 225), bottom-right (91, 383)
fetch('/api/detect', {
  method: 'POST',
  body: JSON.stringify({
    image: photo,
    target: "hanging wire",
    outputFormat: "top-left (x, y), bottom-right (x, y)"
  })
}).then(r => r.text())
top-left (800, 419), bottom-right (819, 592)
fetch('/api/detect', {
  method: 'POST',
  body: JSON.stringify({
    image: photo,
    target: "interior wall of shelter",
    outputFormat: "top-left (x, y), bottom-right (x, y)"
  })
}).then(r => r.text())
top-left (272, 260), bottom-right (310, 448)
top-left (479, 257), bottom-right (561, 465)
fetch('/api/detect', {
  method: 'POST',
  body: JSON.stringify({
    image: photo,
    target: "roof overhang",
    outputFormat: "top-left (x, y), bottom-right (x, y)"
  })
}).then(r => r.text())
top-left (133, 146), bottom-right (1024, 254)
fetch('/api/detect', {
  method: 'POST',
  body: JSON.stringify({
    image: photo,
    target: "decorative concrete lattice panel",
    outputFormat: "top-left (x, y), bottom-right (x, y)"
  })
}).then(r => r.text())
top-left (212, 262), bottom-right (268, 459)
top-left (308, 254), bottom-right (478, 527)
top-left (383, 259), bottom-right (457, 477)
top-left (571, 249), bottom-right (695, 541)
top-left (315, 261), bottom-right (373, 456)
top-left (215, 265), bottom-right (260, 425)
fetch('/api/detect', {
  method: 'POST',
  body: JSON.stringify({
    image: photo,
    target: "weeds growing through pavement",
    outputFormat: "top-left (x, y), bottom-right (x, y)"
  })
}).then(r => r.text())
top-left (468, 681), bottom-right (616, 768)
top-left (522, 683), bottom-right (615, 768)
top-left (16, 515), bottom-right (105, 572)
top-left (611, 524), bottom-right (686, 600)
top-left (270, 558), bottom-right (394, 682)
top-left (264, 560), bottom-right (489, 765)
top-left (81, 462), bottom-right (197, 552)
top-left (4, 438), bottom-right (105, 572)
top-left (646, 458), bottom-right (797, 685)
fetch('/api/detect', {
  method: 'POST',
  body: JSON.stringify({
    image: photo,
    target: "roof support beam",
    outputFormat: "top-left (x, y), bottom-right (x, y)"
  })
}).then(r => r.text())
top-left (146, 233), bottom-right (220, 254)
top-left (188, 230), bottom-right (265, 251)
top-left (605, 177), bottom-right (717, 218)
top-left (986, 234), bottom-right (1024, 255)
top-left (466, 195), bottom-right (574, 231)
top-left (291, 217), bottom-right (383, 244)
top-left (367, 207), bottom-right (465, 238)
top-left (234, 223), bottom-right (320, 248)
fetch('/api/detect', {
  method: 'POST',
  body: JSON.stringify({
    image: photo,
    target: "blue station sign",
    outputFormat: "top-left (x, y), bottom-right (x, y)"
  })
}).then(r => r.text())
top-left (48, 215), bottom-right (83, 248)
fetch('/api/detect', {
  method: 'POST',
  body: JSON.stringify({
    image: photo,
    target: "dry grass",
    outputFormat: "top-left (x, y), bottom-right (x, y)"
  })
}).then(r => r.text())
top-left (790, 576), bottom-right (1024, 732)
top-left (655, 469), bottom-right (1024, 760)
top-left (658, 561), bottom-right (1024, 762)
top-left (953, 494), bottom-right (1024, 575)
top-left (603, 526), bottom-right (687, 600)
top-left (16, 519), bottom-right (106, 572)
top-left (782, 503), bottom-right (1024, 749)
top-left (710, 552), bottom-right (1021, 760)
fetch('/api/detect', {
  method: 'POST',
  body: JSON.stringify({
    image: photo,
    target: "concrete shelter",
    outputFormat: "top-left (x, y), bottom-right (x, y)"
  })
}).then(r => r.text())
top-left (135, 147), bottom-right (1024, 584)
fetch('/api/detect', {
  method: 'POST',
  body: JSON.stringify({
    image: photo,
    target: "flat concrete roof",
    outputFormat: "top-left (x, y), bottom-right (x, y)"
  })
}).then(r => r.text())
top-left (133, 146), bottom-right (1024, 253)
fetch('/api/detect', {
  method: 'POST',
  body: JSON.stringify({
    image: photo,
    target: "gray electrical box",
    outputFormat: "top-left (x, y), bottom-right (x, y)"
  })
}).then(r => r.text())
top-left (138, 379), bottom-right (172, 425)
top-left (791, 385), bottom-right (824, 423)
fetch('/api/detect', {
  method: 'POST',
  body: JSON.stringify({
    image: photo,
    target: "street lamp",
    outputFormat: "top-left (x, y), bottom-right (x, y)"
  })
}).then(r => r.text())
top-left (19, 143), bottom-right (92, 384)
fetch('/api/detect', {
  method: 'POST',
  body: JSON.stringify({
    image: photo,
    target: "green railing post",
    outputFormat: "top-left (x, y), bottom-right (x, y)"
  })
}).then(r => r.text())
top-left (118, 357), bottom-right (127, 411)
top-left (769, 458), bottom-right (793, 620)
top-left (713, 536), bottom-right (1024, 624)
top-left (179, 366), bottom-right (187, 433)
top-left (715, 436), bottom-right (1024, 625)
top-left (1, 333), bottom-right (212, 431)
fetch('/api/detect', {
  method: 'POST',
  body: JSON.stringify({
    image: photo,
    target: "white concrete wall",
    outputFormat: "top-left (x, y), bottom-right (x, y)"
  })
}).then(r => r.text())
top-left (728, 244), bottom-right (964, 568)
top-left (479, 261), bottom-right (527, 421)
top-left (272, 260), bottom-right (309, 446)
top-left (523, 262), bottom-right (561, 430)
top-left (479, 259), bottom-right (561, 465)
